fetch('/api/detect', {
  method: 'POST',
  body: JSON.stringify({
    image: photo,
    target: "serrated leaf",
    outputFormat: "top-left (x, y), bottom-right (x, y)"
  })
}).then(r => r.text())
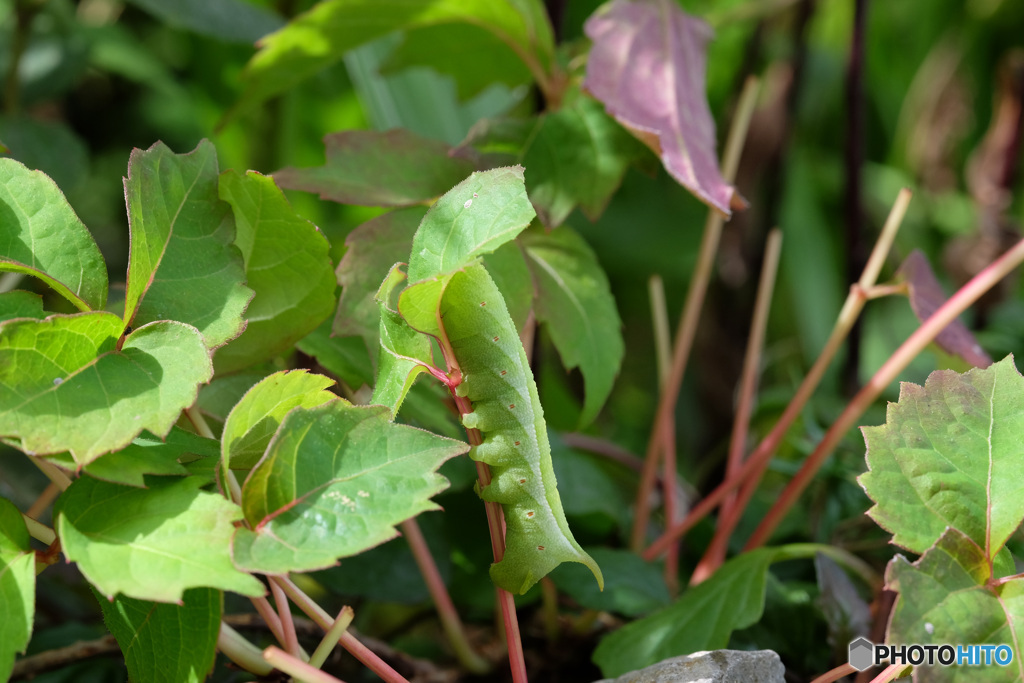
top-left (274, 130), bottom-right (476, 207)
top-left (0, 498), bottom-right (34, 683)
top-left (0, 313), bottom-right (212, 464)
top-left (381, 23), bottom-right (532, 100)
top-left (407, 166), bottom-right (535, 283)
top-left (123, 140), bottom-right (253, 349)
top-left (899, 250), bottom-right (992, 368)
top-left (229, 0), bottom-right (553, 119)
top-left (197, 370), bottom-right (274, 424)
top-left (99, 587), bottom-right (221, 683)
top-left (584, 0), bottom-right (735, 216)
top-left (75, 427), bottom-right (218, 488)
top-left (0, 291), bottom-right (45, 323)
top-left (522, 225), bottom-right (623, 426)
top-left (296, 317), bottom-right (375, 390)
top-left (126, 0), bottom-right (283, 43)
top-left (334, 207), bottom-right (424, 350)
top-left (552, 548), bottom-right (669, 617)
top-left (372, 264), bottom-right (438, 414)
top-left (0, 158), bottom-right (107, 311)
top-left (221, 370), bottom-right (337, 472)
top-left (593, 548), bottom-right (776, 678)
top-left (214, 170), bottom-right (336, 373)
top-left (859, 356), bottom-right (1024, 558)
top-left (57, 476), bottom-right (264, 602)
top-left (885, 528), bottom-right (1024, 682)
top-left (233, 401), bottom-right (466, 573)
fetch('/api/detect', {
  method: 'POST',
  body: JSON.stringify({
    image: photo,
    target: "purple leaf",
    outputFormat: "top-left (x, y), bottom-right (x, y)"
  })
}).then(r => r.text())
top-left (584, 0), bottom-right (735, 216)
top-left (899, 250), bottom-right (991, 368)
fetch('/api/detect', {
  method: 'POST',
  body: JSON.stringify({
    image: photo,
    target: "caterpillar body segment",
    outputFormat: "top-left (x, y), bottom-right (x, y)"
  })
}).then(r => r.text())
top-left (440, 263), bottom-right (603, 594)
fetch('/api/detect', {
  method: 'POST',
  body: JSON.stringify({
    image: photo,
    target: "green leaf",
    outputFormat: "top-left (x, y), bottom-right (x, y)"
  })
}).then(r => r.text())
top-left (334, 207), bottom-right (424, 350)
top-left (75, 427), bottom-right (218, 488)
top-left (886, 528), bottom-right (1024, 682)
top-left (197, 370), bottom-right (274, 424)
top-left (123, 140), bottom-right (253, 349)
top-left (466, 96), bottom-right (651, 227)
top-left (381, 23), bottom-right (532, 100)
top-left (0, 498), bottom-right (34, 683)
top-left (296, 317), bottom-right (375, 390)
top-left (407, 166), bottom-right (535, 283)
top-left (125, 0), bottom-right (283, 43)
top-left (481, 242), bottom-right (533, 332)
top-left (593, 548), bottom-right (776, 678)
top-left (859, 356), bottom-right (1024, 557)
top-left (221, 370), bottom-right (337, 472)
top-left (233, 401), bottom-right (466, 573)
top-left (372, 265), bottom-right (438, 414)
top-left (230, 0), bottom-right (553, 118)
top-left (214, 170), bottom-right (336, 374)
top-left (57, 476), bottom-right (264, 602)
top-left (0, 290), bottom-right (45, 323)
top-left (522, 225), bottom-right (623, 426)
top-left (0, 158), bottom-right (107, 311)
top-left (552, 548), bottom-right (670, 617)
top-left (274, 130), bottom-right (476, 207)
top-left (0, 313), bottom-right (212, 465)
top-left (99, 587), bottom-right (221, 683)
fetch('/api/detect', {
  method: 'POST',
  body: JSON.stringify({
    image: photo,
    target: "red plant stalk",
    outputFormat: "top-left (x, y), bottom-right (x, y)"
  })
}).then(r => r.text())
top-left (269, 578), bottom-right (300, 657)
top-left (745, 234), bottom-right (1024, 549)
top-left (631, 76), bottom-right (761, 551)
top-left (638, 188), bottom-right (913, 561)
top-left (691, 229), bottom-right (782, 584)
top-left (273, 576), bottom-right (411, 683)
top-left (263, 646), bottom-right (346, 683)
top-left (401, 518), bottom-right (490, 673)
top-left (643, 189), bottom-right (911, 561)
top-left (809, 663), bottom-right (857, 683)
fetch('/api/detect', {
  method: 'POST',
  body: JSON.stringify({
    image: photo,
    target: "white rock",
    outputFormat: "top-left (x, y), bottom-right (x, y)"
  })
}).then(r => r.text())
top-left (595, 650), bottom-right (785, 683)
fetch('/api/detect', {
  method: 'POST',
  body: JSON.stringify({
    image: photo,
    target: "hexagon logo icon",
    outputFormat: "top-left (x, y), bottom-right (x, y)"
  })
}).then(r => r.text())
top-left (849, 637), bottom-right (874, 671)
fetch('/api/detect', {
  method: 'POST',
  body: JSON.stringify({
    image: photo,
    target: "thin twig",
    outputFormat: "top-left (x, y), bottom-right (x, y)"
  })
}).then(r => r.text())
top-left (810, 662), bottom-right (857, 683)
top-left (631, 76), bottom-right (761, 551)
top-left (264, 646), bottom-right (346, 683)
top-left (691, 229), bottom-right (782, 584)
top-left (309, 607), bottom-right (354, 670)
top-left (648, 275), bottom-right (671, 389)
top-left (644, 190), bottom-right (912, 560)
top-left (270, 577), bottom-right (301, 657)
top-left (250, 595), bottom-right (286, 645)
top-left (10, 635), bottom-right (119, 680)
top-left (26, 481), bottom-right (60, 519)
top-left (745, 233), bottom-right (1024, 548)
top-left (273, 575), bottom-right (412, 683)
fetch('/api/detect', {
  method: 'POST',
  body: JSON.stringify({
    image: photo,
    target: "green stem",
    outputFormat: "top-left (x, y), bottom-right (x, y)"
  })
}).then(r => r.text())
top-left (770, 543), bottom-right (880, 589)
top-left (218, 622), bottom-right (274, 676)
top-left (309, 607), bottom-right (354, 670)
top-left (401, 518), bottom-right (491, 674)
top-left (273, 575), bottom-right (411, 683)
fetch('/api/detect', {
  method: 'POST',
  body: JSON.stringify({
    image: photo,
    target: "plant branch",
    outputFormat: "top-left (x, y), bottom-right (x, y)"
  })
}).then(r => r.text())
top-left (273, 575), bottom-right (412, 683)
top-left (401, 517), bottom-right (491, 673)
top-left (219, 622), bottom-right (274, 676)
top-left (10, 634), bottom-right (119, 680)
top-left (745, 232), bottom-right (1024, 549)
top-left (631, 76), bottom-right (761, 551)
top-left (643, 189), bottom-right (912, 561)
top-left (270, 576), bottom-right (301, 657)
top-left (249, 594), bottom-right (286, 645)
top-left (264, 646), bottom-right (344, 683)
top-left (309, 607), bottom-right (354, 669)
top-left (810, 663), bottom-right (857, 683)
top-left (691, 229), bottom-right (782, 584)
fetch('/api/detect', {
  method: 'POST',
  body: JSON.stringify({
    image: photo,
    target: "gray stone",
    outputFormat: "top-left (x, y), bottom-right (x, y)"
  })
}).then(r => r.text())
top-left (594, 650), bottom-right (785, 683)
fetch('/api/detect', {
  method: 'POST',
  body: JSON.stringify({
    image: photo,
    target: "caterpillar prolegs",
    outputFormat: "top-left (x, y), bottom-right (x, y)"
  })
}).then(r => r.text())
top-left (440, 263), bottom-right (603, 594)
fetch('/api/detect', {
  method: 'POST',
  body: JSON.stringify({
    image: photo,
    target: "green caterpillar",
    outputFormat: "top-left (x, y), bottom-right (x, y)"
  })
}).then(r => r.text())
top-left (439, 263), bottom-right (603, 594)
